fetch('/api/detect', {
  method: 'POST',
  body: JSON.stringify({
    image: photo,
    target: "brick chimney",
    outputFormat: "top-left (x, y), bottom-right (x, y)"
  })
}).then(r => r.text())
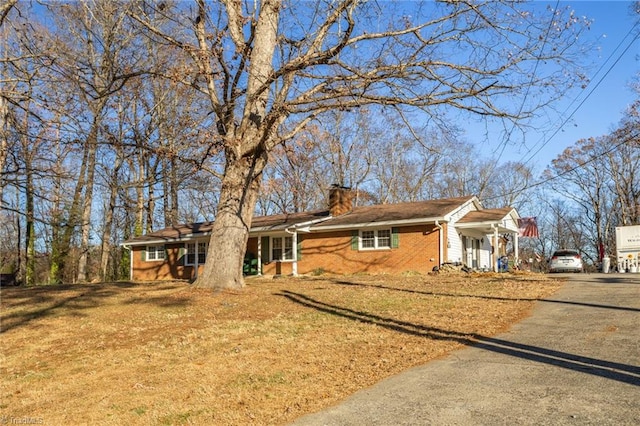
top-left (329, 185), bottom-right (353, 216)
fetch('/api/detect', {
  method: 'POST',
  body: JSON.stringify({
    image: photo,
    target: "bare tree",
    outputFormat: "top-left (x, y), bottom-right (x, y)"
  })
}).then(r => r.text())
top-left (607, 110), bottom-right (640, 226)
top-left (0, 0), bottom-right (24, 207)
top-left (126, 0), bottom-right (590, 289)
top-left (260, 128), bottom-right (326, 214)
top-left (0, 0), bottom-right (17, 28)
top-left (41, 0), bottom-right (146, 282)
top-left (545, 137), bottom-right (614, 262)
top-left (1, 6), bottom-right (61, 284)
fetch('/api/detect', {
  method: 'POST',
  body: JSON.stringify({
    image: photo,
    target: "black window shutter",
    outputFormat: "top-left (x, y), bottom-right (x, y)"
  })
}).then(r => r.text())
top-left (261, 236), bottom-right (270, 262)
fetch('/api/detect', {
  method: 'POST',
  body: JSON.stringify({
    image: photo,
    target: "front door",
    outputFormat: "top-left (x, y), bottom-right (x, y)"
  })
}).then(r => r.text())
top-left (464, 236), bottom-right (480, 269)
top-left (473, 238), bottom-right (480, 269)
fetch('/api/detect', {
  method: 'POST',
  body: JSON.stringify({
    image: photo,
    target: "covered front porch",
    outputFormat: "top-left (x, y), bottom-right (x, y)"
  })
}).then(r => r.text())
top-left (454, 207), bottom-right (521, 272)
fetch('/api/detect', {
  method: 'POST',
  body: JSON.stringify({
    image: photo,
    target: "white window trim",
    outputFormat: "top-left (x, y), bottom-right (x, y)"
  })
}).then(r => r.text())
top-left (146, 245), bottom-right (165, 261)
top-left (359, 228), bottom-right (392, 250)
top-left (271, 235), bottom-right (295, 262)
top-left (185, 241), bottom-right (208, 266)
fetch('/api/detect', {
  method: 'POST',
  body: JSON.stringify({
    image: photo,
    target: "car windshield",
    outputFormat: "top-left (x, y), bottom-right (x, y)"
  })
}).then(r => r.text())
top-left (553, 250), bottom-right (579, 257)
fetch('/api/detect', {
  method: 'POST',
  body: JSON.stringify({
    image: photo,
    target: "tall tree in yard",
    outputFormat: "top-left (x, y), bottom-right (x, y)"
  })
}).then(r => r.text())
top-left (131, 0), bottom-right (590, 290)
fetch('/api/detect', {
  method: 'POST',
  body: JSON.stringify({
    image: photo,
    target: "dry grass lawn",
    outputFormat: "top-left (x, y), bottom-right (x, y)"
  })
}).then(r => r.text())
top-left (1, 272), bottom-right (563, 425)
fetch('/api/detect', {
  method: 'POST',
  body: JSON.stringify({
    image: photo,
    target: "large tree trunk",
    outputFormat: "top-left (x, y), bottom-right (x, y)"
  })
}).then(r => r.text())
top-left (192, 0), bottom-right (279, 290)
top-left (100, 154), bottom-right (122, 281)
top-left (51, 141), bottom-right (88, 284)
top-left (193, 148), bottom-right (268, 290)
top-left (25, 145), bottom-right (35, 286)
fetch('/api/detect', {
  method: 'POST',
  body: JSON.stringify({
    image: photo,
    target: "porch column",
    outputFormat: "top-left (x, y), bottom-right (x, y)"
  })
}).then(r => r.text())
top-left (493, 225), bottom-right (499, 272)
top-left (513, 231), bottom-right (519, 270)
top-left (194, 242), bottom-right (199, 279)
top-left (291, 231), bottom-right (298, 276)
top-left (257, 235), bottom-right (262, 276)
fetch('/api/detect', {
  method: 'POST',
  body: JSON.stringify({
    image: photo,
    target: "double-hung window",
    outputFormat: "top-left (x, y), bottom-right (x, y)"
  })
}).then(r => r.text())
top-left (185, 242), bottom-right (208, 265)
top-left (272, 236), bottom-right (294, 261)
top-left (360, 229), bottom-right (392, 250)
top-left (146, 245), bottom-right (165, 261)
top-left (197, 242), bottom-right (207, 264)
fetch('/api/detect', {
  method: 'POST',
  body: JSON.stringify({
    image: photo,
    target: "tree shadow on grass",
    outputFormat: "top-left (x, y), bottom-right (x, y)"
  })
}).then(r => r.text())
top-left (333, 280), bottom-right (640, 313)
top-left (0, 281), bottom-right (191, 334)
top-left (279, 290), bottom-right (640, 386)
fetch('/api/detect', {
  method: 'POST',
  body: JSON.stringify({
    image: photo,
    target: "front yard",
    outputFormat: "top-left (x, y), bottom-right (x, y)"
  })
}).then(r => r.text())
top-left (0, 272), bottom-right (562, 425)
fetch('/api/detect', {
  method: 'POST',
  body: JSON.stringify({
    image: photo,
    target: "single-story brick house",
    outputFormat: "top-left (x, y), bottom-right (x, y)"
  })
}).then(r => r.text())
top-left (121, 187), bottom-right (521, 281)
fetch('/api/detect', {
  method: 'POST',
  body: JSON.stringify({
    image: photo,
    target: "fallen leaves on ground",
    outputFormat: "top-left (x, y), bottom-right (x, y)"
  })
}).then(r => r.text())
top-left (0, 272), bottom-right (562, 425)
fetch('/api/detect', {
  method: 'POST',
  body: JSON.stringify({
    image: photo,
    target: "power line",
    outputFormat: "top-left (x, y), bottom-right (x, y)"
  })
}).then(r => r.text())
top-left (519, 17), bottom-right (640, 166)
top-left (481, 12), bottom-right (640, 204)
top-left (484, 129), bottom-right (640, 203)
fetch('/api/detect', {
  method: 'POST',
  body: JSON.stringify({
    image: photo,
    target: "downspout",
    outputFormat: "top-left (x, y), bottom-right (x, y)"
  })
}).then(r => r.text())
top-left (435, 221), bottom-right (443, 268)
top-left (285, 227), bottom-right (298, 276)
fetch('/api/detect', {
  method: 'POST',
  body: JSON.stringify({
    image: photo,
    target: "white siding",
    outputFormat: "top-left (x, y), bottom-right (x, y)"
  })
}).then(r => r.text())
top-left (448, 200), bottom-right (478, 222)
top-left (480, 237), bottom-right (493, 270)
top-left (447, 224), bottom-right (463, 264)
top-left (446, 200), bottom-right (478, 264)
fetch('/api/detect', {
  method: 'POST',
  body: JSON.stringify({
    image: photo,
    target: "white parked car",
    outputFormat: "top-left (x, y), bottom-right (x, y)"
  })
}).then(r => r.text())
top-left (549, 249), bottom-right (583, 273)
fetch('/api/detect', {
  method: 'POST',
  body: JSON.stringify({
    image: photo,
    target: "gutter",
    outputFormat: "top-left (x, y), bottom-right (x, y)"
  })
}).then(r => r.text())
top-left (119, 237), bottom-right (188, 247)
top-left (314, 216), bottom-right (444, 232)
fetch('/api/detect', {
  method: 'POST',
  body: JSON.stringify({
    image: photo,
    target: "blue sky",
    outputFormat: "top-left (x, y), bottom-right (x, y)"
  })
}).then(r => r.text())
top-left (480, 1), bottom-right (639, 171)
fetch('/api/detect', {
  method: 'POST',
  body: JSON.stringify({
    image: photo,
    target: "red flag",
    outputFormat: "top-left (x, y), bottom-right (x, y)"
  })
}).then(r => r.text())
top-left (518, 217), bottom-right (539, 238)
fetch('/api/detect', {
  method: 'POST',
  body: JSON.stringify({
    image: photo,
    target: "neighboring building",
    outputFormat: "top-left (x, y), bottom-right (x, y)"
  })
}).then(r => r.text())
top-left (615, 225), bottom-right (640, 272)
top-left (121, 187), bottom-right (521, 281)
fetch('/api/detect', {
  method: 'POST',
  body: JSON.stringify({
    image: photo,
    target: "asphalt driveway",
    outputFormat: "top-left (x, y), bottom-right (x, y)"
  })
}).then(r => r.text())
top-left (290, 273), bottom-right (640, 425)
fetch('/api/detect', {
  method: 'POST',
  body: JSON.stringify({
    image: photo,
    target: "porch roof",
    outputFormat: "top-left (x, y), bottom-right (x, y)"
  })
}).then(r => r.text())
top-left (455, 207), bottom-right (520, 234)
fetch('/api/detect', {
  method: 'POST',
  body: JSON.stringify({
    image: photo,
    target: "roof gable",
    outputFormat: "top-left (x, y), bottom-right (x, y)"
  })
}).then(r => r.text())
top-left (455, 207), bottom-right (520, 233)
top-left (313, 195), bottom-right (477, 229)
top-left (456, 207), bottom-right (516, 224)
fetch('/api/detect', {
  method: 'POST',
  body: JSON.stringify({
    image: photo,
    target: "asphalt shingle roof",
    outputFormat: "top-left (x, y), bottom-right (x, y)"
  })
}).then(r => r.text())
top-left (122, 195), bottom-right (491, 245)
top-left (456, 207), bottom-right (515, 224)
top-left (313, 196), bottom-right (476, 228)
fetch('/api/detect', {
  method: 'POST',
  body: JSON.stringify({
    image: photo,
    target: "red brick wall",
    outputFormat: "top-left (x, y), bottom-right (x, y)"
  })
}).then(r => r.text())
top-left (130, 243), bottom-right (196, 281)
top-left (295, 225), bottom-right (441, 275)
top-left (131, 224), bottom-right (442, 280)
